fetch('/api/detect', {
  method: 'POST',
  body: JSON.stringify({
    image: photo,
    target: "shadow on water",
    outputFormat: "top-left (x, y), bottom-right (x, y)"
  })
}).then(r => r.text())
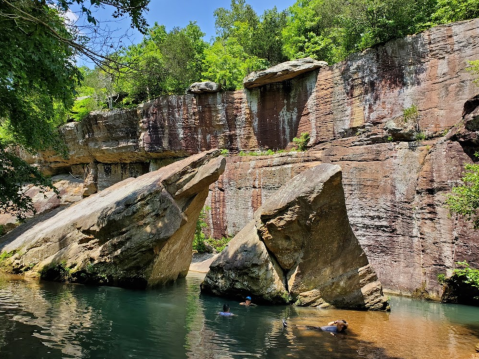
top-left (0, 273), bottom-right (477, 359)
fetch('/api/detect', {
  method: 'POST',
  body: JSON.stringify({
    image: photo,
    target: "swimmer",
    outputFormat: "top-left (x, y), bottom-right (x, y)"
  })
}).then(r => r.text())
top-left (218, 304), bottom-right (235, 316)
top-left (281, 319), bottom-right (348, 335)
top-left (319, 319), bottom-right (348, 333)
top-left (240, 296), bottom-right (257, 306)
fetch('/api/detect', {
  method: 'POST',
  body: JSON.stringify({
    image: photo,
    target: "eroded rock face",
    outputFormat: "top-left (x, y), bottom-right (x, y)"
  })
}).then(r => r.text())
top-left (0, 150), bottom-right (225, 287)
top-left (187, 82), bottom-right (221, 94)
top-left (15, 19), bottom-right (479, 298)
top-left (202, 164), bottom-right (388, 310)
top-left (243, 58), bottom-right (328, 89)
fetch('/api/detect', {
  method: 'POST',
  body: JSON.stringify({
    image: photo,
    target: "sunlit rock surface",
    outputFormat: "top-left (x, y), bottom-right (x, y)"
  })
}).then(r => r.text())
top-left (243, 57), bottom-right (328, 89)
top-left (0, 150), bottom-right (225, 287)
top-left (187, 81), bottom-right (221, 94)
top-left (14, 19), bottom-right (479, 297)
top-left (202, 164), bottom-right (389, 310)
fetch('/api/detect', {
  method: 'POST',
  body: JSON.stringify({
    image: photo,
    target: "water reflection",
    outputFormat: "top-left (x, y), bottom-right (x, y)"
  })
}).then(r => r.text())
top-left (0, 272), bottom-right (477, 359)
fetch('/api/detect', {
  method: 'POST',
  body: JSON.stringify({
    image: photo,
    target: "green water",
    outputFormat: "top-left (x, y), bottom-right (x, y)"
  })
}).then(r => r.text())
top-left (0, 272), bottom-right (478, 359)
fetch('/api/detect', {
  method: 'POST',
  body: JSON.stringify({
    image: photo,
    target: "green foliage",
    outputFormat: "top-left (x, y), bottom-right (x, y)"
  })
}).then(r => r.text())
top-left (466, 60), bottom-right (479, 86)
top-left (202, 38), bottom-right (268, 90)
top-left (431, 0), bottom-right (479, 24)
top-left (293, 132), bottom-right (310, 151)
top-left (220, 149), bottom-right (229, 156)
top-left (0, 2), bottom-right (80, 153)
top-left (205, 237), bottom-right (232, 253)
top-left (193, 206), bottom-right (211, 252)
top-left (0, 250), bottom-right (15, 264)
top-left (446, 156), bottom-right (479, 228)
top-left (281, 0), bottom-right (477, 64)
top-left (453, 261), bottom-right (479, 290)
top-left (387, 135), bottom-right (394, 142)
top-left (437, 273), bottom-right (446, 284)
top-left (56, 0), bottom-right (150, 33)
top-left (0, 0), bottom-right (148, 215)
top-left (415, 132), bottom-right (426, 141)
top-left (403, 104), bottom-right (419, 123)
top-left (114, 22), bottom-right (209, 103)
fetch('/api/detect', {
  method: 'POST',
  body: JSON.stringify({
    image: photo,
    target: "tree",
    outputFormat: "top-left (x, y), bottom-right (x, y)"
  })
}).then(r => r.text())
top-left (202, 38), bottom-right (268, 90)
top-left (250, 7), bottom-right (288, 65)
top-left (112, 21), bottom-right (209, 102)
top-left (0, 0), bottom-right (149, 218)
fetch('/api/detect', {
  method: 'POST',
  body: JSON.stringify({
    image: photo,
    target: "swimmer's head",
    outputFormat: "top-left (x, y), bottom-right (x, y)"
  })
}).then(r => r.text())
top-left (245, 296), bottom-right (252, 301)
top-left (223, 304), bottom-right (230, 312)
top-left (335, 320), bottom-right (348, 333)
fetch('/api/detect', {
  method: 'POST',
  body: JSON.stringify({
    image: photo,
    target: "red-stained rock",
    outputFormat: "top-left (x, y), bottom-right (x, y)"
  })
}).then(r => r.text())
top-left (11, 19), bottom-right (479, 297)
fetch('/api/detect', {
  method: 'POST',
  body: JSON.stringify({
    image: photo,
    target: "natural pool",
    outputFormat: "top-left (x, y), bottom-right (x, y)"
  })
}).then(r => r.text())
top-left (0, 272), bottom-right (478, 359)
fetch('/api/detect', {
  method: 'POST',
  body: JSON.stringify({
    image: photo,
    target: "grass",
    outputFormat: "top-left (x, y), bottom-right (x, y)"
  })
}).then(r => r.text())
top-left (415, 132), bottom-right (426, 141)
top-left (403, 104), bottom-right (419, 123)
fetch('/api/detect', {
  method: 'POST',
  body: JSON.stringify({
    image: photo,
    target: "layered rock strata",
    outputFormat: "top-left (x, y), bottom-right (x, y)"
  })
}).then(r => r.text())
top-left (202, 164), bottom-right (389, 310)
top-left (0, 150), bottom-right (225, 287)
top-left (11, 19), bottom-right (479, 297)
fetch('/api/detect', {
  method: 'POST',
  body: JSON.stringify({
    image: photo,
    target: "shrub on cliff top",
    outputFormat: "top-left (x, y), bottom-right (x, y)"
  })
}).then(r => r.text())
top-left (293, 132), bottom-right (310, 151)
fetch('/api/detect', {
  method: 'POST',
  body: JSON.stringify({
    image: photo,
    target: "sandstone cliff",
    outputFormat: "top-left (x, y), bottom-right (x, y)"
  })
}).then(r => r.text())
top-left (202, 164), bottom-right (389, 310)
top-left (7, 19), bottom-right (479, 297)
top-left (0, 150), bottom-right (225, 287)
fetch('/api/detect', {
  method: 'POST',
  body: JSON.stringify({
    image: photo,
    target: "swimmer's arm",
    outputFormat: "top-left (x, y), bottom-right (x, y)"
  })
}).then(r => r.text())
top-left (239, 302), bottom-right (245, 305)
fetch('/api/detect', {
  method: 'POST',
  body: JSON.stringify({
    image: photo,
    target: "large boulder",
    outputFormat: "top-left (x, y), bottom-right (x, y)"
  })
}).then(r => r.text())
top-left (243, 57), bottom-right (328, 89)
top-left (187, 81), bottom-right (221, 94)
top-left (0, 150), bottom-right (226, 287)
top-left (202, 164), bottom-right (389, 310)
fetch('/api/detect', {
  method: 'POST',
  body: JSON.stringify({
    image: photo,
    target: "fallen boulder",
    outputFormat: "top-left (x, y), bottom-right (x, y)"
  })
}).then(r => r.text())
top-left (202, 164), bottom-right (389, 310)
top-left (243, 57), bottom-right (328, 89)
top-left (0, 150), bottom-right (226, 287)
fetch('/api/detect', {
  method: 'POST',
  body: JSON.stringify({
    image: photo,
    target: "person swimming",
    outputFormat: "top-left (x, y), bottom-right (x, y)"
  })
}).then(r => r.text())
top-left (240, 296), bottom-right (257, 306)
top-left (281, 319), bottom-right (348, 334)
top-left (218, 304), bottom-right (234, 316)
top-left (319, 320), bottom-right (348, 333)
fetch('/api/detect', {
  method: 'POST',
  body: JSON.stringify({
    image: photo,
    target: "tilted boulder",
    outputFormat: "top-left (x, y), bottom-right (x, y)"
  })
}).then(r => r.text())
top-left (202, 164), bottom-right (389, 310)
top-left (243, 57), bottom-right (328, 89)
top-left (187, 81), bottom-right (221, 94)
top-left (1, 150), bottom-right (226, 287)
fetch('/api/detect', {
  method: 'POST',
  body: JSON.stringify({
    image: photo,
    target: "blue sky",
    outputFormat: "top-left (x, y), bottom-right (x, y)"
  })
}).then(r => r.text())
top-left (76, 0), bottom-right (295, 66)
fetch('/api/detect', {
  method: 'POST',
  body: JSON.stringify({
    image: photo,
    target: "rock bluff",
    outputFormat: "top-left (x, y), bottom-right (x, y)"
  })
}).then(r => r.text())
top-left (4, 19), bottom-right (479, 298)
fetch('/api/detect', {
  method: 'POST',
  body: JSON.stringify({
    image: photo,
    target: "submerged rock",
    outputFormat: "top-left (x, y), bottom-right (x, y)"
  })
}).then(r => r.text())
top-left (0, 150), bottom-right (225, 287)
top-left (202, 164), bottom-right (389, 310)
top-left (243, 57), bottom-right (328, 89)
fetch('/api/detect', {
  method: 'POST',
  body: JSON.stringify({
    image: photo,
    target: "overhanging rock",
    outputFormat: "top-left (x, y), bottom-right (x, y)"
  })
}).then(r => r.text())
top-left (243, 57), bottom-right (328, 89)
top-left (202, 163), bottom-right (389, 310)
top-left (1, 150), bottom-right (226, 287)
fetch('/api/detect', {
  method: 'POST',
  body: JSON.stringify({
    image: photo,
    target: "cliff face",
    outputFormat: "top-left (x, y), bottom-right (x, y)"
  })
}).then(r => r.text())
top-left (14, 19), bottom-right (479, 297)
